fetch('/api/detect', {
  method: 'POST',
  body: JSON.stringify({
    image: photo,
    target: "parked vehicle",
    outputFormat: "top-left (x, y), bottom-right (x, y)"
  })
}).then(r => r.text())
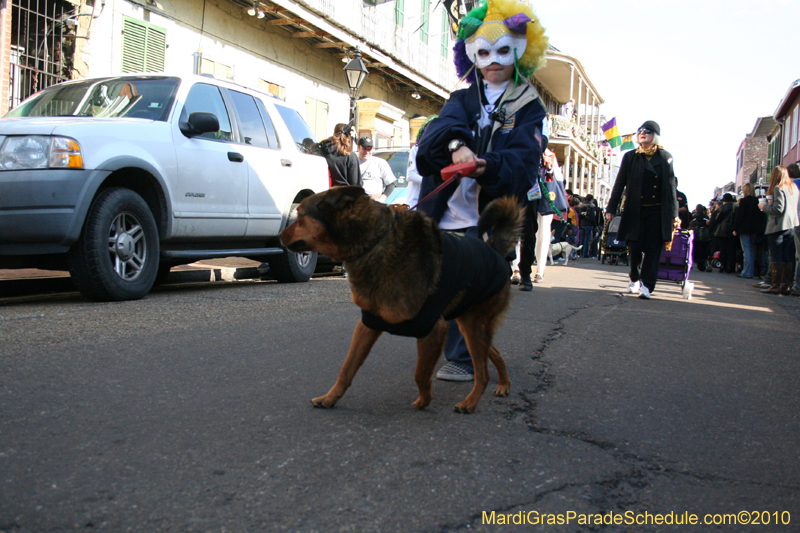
top-left (0, 74), bottom-right (328, 301)
top-left (374, 147), bottom-right (410, 204)
top-left (373, 147), bottom-right (410, 183)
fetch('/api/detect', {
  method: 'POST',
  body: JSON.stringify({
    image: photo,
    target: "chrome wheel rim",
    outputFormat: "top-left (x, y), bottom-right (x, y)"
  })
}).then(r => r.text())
top-left (108, 212), bottom-right (146, 281)
top-left (295, 251), bottom-right (313, 269)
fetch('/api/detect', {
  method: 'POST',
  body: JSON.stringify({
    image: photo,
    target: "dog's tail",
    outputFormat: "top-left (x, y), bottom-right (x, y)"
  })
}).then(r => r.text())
top-left (477, 196), bottom-right (524, 256)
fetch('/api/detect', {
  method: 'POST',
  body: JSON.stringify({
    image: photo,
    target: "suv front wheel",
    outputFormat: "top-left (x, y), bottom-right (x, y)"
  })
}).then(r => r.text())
top-left (268, 203), bottom-right (317, 283)
top-left (69, 187), bottom-right (160, 301)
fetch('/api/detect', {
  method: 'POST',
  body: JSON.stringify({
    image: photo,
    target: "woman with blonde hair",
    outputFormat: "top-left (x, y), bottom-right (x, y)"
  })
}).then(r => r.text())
top-left (733, 182), bottom-right (764, 279)
top-left (758, 166), bottom-right (799, 294)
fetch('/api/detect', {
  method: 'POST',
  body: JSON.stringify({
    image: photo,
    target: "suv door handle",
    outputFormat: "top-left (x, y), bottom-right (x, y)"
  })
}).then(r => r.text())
top-left (281, 159), bottom-right (292, 167)
top-left (228, 152), bottom-right (244, 162)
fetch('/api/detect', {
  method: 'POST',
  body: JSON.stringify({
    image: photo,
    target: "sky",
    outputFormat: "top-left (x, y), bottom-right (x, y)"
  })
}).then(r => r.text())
top-left (532, 0), bottom-right (800, 209)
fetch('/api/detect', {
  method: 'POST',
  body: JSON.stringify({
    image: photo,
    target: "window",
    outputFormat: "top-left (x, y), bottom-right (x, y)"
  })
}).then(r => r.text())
top-left (793, 105), bottom-right (799, 148)
top-left (394, 0), bottom-right (404, 26)
top-left (304, 96), bottom-right (329, 142)
top-left (200, 58), bottom-right (233, 80)
top-left (255, 99), bottom-right (280, 149)
top-left (182, 83), bottom-right (233, 142)
top-left (258, 79), bottom-right (285, 100)
top-left (275, 103), bottom-right (318, 153)
top-left (440, 8), bottom-right (449, 57)
top-left (419, 0), bottom-right (430, 44)
top-left (121, 17), bottom-right (166, 73)
top-left (784, 115), bottom-right (792, 157)
top-left (229, 90), bottom-right (270, 148)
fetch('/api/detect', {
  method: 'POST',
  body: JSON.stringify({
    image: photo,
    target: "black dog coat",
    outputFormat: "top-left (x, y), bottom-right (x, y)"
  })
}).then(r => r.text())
top-left (361, 232), bottom-right (510, 338)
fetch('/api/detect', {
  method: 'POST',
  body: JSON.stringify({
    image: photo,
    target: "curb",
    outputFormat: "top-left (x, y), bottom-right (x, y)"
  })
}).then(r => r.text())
top-left (0, 266), bottom-right (263, 299)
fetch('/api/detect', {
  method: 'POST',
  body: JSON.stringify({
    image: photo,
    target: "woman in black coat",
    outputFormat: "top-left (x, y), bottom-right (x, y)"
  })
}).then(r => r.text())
top-left (732, 183), bottom-right (765, 278)
top-left (605, 121), bottom-right (679, 299)
top-left (710, 193), bottom-right (737, 273)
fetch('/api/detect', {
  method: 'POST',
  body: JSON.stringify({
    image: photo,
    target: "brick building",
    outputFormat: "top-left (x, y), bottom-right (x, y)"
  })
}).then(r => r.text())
top-left (735, 116), bottom-right (775, 191)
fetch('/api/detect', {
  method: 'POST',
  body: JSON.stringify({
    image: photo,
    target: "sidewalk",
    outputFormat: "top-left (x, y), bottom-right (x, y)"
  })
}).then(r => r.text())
top-left (0, 258), bottom-right (265, 298)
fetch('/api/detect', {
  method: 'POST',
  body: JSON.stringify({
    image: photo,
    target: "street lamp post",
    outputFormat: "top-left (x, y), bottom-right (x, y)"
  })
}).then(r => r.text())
top-left (343, 47), bottom-right (369, 138)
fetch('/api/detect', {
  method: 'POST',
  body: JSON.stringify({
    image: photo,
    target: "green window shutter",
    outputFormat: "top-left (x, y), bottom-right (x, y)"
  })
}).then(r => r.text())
top-left (440, 8), bottom-right (448, 57)
top-left (420, 0), bottom-right (430, 44)
top-left (122, 17), bottom-right (166, 73)
top-left (394, 0), bottom-right (404, 26)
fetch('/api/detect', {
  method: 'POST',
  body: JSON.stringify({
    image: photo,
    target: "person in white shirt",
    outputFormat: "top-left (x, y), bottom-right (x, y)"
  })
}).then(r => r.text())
top-left (357, 136), bottom-right (396, 202)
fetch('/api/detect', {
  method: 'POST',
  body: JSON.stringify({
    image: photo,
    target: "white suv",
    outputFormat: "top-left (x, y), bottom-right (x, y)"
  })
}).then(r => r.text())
top-left (0, 74), bottom-right (328, 301)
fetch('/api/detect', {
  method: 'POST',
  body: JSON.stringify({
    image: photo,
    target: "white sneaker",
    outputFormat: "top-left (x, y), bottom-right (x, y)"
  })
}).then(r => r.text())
top-left (628, 280), bottom-right (641, 293)
top-left (639, 286), bottom-right (651, 299)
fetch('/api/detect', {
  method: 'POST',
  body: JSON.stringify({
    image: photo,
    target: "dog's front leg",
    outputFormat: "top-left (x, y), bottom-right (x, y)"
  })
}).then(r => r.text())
top-left (412, 319), bottom-right (448, 409)
top-left (311, 320), bottom-right (382, 409)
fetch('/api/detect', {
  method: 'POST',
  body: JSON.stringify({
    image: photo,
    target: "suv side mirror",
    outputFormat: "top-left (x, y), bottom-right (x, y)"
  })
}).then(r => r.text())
top-left (180, 111), bottom-right (220, 138)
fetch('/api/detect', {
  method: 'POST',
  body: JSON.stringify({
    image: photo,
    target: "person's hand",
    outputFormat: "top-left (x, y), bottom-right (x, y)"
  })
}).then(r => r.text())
top-left (605, 212), bottom-right (614, 221)
top-left (451, 145), bottom-right (477, 165)
top-left (467, 159), bottom-right (486, 178)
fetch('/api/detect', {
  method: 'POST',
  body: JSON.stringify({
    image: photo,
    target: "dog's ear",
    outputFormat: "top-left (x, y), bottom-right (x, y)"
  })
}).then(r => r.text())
top-left (319, 186), bottom-right (366, 213)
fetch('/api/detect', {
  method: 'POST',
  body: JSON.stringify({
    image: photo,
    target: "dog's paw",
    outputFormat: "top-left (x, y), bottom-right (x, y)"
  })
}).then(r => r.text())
top-left (453, 402), bottom-right (476, 414)
top-left (311, 396), bottom-right (337, 408)
top-left (494, 384), bottom-right (510, 397)
top-left (412, 397), bottom-right (431, 410)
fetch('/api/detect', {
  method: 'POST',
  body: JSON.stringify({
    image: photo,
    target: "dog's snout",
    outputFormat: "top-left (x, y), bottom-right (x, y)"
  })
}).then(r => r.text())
top-left (279, 223), bottom-right (296, 247)
top-left (286, 239), bottom-right (307, 252)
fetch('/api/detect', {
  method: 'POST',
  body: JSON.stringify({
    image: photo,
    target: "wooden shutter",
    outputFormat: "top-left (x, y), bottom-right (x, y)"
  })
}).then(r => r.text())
top-left (122, 17), bottom-right (166, 73)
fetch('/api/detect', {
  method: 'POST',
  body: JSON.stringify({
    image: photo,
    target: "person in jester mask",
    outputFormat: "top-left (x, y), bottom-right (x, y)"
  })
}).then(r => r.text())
top-left (415, 0), bottom-right (548, 382)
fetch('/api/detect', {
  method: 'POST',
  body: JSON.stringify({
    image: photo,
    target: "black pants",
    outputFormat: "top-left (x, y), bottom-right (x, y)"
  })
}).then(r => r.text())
top-left (719, 236), bottom-right (737, 273)
top-left (518, 199), bottom-right (539, 279)
top-left (693, 239), bottom-right (710, 271)
top-left (627, 206), bottom-right (664, 292)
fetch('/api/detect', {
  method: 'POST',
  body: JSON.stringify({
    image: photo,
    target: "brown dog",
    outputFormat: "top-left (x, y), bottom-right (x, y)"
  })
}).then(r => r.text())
top-left (280, 186), bottom-right (522, 413)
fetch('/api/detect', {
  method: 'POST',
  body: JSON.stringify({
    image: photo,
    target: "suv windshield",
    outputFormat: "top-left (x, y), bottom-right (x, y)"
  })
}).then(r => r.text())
top-left (4, 76), bottom-right (181, 121)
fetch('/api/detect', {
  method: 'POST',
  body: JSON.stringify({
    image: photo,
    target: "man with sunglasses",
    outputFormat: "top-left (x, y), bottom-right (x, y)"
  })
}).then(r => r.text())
top-left (605, 120), bottom-right (679, 299)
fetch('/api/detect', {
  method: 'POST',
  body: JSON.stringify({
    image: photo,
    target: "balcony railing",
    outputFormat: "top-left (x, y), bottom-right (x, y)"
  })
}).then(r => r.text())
top-left (550, 115), bottom-right (601, 161)
top-left (296, 0), bottom-right (456, 90)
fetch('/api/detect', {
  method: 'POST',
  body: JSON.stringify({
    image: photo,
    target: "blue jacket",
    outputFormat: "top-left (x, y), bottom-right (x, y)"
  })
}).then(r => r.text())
top-left (415, 81), bottom-right (546, 221)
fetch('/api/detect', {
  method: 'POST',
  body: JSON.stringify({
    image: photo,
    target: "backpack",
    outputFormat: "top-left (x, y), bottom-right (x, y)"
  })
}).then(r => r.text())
top-left (694, 224), bottom-right (711, 242)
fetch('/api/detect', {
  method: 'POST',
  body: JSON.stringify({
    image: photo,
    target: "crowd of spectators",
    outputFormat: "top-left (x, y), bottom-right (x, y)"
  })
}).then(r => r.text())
top-left (687, 163), bottom-right (800, 296)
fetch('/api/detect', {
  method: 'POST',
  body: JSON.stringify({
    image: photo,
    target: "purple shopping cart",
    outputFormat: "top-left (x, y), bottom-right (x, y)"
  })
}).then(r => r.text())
top-left (658, 229), bottom-right (694, 299)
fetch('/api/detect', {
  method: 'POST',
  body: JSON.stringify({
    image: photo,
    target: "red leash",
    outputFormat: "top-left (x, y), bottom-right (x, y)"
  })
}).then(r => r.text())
top-left (409, 161), bottom-right (477, 211)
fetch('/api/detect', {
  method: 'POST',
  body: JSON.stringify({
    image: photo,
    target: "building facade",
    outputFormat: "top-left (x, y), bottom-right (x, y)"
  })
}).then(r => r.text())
top-left (770, 78), bottom-right (800, 170)
top-left (532, 48), bottom-right (608, 204)
top-left (735, 116), bottom-right (775, 192)
top-left (0, 0), bottom-right (454, 145)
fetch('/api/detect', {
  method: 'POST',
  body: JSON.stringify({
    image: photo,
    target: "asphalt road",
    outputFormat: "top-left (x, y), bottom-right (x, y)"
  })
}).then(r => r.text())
top-left (1, 261), bottom-right (799, 532)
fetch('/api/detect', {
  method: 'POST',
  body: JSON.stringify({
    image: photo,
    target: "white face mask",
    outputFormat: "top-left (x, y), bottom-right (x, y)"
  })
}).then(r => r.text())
top-left (464, 22), bottom-right (527, 70)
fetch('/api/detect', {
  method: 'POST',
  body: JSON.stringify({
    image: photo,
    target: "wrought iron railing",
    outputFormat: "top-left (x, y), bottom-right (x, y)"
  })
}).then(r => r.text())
top-left (8, 0), bottom-right (74, 111)
top-left (296, 0), bottom-right (455, 90)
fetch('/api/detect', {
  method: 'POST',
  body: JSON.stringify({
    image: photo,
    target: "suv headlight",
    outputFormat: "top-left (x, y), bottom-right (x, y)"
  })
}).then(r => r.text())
top-left (0, 135), bottom-right (83, 170)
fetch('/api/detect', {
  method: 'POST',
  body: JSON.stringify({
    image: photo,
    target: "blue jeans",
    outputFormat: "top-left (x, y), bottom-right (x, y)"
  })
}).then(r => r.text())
top-left (794, 229), bottom-right (800, 290)
top-left (739, 233), bottom-right (755, 278)
top-left (443, 226), bottom-right (478, 369)
top-left (580, 226), bottom-right (593, 257)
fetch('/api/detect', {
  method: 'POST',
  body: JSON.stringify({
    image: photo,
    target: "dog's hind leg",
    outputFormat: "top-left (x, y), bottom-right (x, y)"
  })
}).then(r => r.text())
top-left (312, 319), bottom-right (382, 409)
top-left (487, 344), bottom-right (510, 397)
top-left (412, 318), bottom-right (448, 409)
top-left (452, 288), bottom-right (511, 414)
top-left (453, 315), bottom-right (492, 414)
